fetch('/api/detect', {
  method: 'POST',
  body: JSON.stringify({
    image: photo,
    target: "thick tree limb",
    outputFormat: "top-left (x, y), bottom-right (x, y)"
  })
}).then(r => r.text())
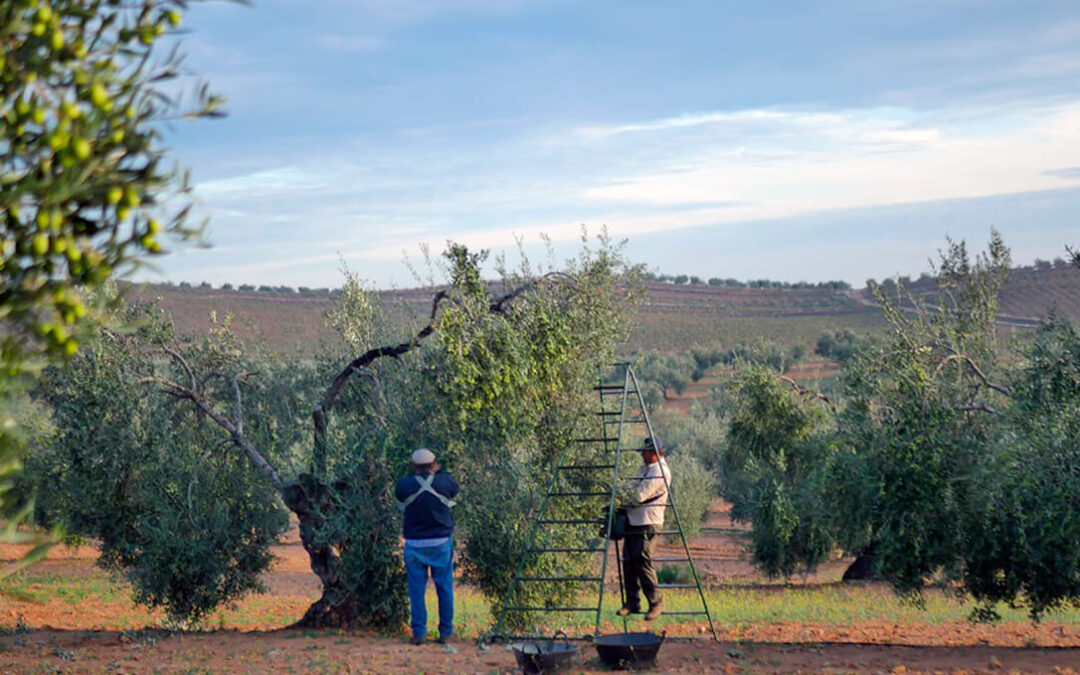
top-left (931, 353), bottom-right (1012, 397)
top-left (160, 344), bottom-right (197, 392)
top-left (488, 271), bottom-right (576, 314)
top-left (138, 376), bottom-right (284, 491)
top-left (779, 375), bottom-right (836, 411)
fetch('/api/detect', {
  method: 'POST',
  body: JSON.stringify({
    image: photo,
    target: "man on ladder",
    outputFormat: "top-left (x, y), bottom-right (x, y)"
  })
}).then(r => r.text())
top-left (396, 448), bottom-right (460, 646)
top-left (617, 436), bottom-right (670, 621)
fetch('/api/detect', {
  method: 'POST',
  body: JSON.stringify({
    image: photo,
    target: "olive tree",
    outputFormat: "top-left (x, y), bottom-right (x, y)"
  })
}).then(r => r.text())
top-left (728, 235), bottom-right (1014, 584)
top-left (729, 233), bottom-right (1080, 618)
top-left (722, 366), bottom-right (836, 577)
top-left (51, 236), bottom-right (642, 627)
top-left (1, 0), bottom-right (226, 573)
top-left (30, 300), bottom-right (293, 622)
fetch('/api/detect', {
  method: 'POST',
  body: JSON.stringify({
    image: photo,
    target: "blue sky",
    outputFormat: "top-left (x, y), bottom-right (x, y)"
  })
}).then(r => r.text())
top-left (150, 0), bottom-right (1080, 288)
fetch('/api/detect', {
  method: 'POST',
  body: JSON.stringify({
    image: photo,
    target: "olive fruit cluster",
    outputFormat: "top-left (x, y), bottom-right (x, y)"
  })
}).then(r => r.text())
top-left (1, 0), bottom-right (222, 364)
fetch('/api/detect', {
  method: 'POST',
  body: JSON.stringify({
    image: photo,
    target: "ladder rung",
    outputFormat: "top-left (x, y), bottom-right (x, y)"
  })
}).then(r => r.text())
top-left (506, 606), bottom-right (597, 612)
top-left (573, 438), bottom-right (615, 444)
top-left (517, 576), bottom-right (602, 583)
top-left (657, 530), bottom-right (681, 536)
top-left (653, 557), bottom-right (690, 563)
top-left (529, 547), bottom-right (605, 554)
top-left (595, 411), bottom-right (621, 416)
top-left (550, 491), bottom-right (609, 497)
top-left (538, 518), bottom-right (602, 524)
top-left (562, 464), bottom-right (616, 470)
top-left (658, 583), bottom-right (699, 589)
top-left (593, 385), bottom-right (629, 391)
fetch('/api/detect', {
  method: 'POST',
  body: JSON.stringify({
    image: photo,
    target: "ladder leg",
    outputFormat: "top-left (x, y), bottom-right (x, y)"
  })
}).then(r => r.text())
top-left (627, 366), bottom-right (721, 642)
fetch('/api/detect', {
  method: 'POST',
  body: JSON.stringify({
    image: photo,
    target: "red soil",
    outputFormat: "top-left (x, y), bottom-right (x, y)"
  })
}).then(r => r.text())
top-left (4, 503), bottom-right (1080, 673)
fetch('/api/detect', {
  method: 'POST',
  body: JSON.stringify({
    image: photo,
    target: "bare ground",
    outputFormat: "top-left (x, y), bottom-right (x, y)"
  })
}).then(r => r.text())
top-left (3, 504), bottom-right (1080, 673)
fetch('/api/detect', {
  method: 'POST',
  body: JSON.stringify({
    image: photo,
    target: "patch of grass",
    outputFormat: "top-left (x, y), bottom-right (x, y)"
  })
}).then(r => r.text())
top-left (422, 584), bottom-right (1080, 639)
top-left (4, 574), bottom-right (128, 604)
top-left (657, 564), bottom-right (694, 585)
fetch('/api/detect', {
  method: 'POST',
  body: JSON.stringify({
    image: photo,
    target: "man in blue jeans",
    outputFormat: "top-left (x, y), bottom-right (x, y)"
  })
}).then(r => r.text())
top-left (395, 448), bottom-right (460, 646)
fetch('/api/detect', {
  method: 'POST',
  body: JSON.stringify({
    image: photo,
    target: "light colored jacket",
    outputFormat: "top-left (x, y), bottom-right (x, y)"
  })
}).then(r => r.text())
top-left (625, 459), bottom-right (671, 527)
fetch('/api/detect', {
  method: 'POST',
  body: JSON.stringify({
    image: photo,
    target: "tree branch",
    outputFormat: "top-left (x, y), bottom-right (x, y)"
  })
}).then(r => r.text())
top-left (160, 344), bottom-right (197, 392)
top-left (931, 353), bottom-right (1012, 397)
top-left (138, 376), bottom-right (283, 491)
top-left (779, 375), bottom-right (836, 411)
top-left (488, 271), bottom-right (576, 314)
top-left (311, 274), bottom-right (579, 473)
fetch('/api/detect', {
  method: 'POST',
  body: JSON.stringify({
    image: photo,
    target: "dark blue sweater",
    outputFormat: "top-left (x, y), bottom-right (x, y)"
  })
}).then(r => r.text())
top-left (395, 470), bottom-right (459, 540)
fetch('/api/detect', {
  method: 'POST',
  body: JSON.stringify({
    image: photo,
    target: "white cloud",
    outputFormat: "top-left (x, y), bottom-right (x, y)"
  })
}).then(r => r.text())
top-left (578, 103), bottom-right (1080, 228)
top-left (171, 99), bottom-right (1080, 287)
top-left (195, 167), bottom-right (328, 198)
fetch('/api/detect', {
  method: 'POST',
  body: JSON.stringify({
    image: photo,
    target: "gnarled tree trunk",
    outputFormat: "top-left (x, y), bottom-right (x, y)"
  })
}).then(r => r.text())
top-left (841, 546), bottom-right (878, 581)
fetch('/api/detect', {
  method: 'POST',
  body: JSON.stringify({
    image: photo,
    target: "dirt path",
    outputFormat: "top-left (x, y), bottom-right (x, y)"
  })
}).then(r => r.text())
top-left (3, 629), bottom-right (1080, 674)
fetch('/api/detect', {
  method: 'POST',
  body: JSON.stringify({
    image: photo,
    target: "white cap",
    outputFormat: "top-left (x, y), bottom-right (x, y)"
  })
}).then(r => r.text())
top-left (411, 448), bottom-right (436, 464)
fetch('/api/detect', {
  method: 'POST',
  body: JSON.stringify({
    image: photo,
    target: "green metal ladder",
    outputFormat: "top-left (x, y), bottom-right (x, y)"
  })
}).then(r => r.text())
top-left (491, 363), bottom-right (718, 642)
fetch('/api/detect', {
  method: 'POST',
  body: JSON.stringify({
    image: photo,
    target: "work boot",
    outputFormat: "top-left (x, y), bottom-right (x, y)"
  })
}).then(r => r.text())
top-left (409, 636), bottom-right (425, 646)
top-left (615, 604), bottom-right (639, 617)
top-left (644, 600), bottom-right (664, 621)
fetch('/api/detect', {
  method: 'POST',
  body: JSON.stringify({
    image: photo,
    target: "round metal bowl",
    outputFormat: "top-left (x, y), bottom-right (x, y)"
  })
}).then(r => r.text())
top-left (593, 631), bottom-right (665, 670)
top-left (510, 632), bottom-right (578, 674)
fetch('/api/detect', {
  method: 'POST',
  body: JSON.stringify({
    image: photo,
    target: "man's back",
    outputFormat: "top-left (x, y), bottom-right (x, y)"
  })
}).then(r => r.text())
top-left (396, 470), bottom-right (460, 540)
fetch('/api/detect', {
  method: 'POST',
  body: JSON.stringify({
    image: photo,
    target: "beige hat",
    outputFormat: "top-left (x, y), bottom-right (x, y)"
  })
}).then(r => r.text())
top-left (411, 448), bottom-right (436, 464)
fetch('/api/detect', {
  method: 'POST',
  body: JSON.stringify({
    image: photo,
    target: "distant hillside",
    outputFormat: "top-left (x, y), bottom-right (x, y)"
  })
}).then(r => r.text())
top-left (999, 264), bottom-right (1080, 321)
top-left (129, 264), bottom-right (1080, 357)
top-left (862, 263), bottom-right (1080, 328)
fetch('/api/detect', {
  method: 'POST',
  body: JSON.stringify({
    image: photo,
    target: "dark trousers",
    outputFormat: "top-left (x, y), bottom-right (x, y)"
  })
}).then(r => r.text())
top-left (621, 525), bottom-right (661, 609)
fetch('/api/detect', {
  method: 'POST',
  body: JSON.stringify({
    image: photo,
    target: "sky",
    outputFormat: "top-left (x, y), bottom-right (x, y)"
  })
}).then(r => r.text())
top-left (148, 0), bottom-right (1080, 289)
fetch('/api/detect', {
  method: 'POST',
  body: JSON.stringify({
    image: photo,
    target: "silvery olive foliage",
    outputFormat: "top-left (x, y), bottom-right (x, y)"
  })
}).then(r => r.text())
top-left (725, 233), bottom-right (1080, 620)
top-left (31, 299), bottom-right (289, 623)
top-left (24, 236), bottom-right (644, 628)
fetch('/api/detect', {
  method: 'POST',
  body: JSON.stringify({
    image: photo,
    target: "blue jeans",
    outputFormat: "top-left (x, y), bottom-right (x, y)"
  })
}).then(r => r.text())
top-left (403, 538), bottom-right (454, 640)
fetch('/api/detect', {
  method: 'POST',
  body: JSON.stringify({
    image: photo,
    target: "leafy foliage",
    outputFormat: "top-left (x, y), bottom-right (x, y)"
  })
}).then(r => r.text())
top-left (958, 319), bottom-right (1080, 620)
top-left (722, 366), bottom-right (834, 576)
top-left (1, 0), bottom-right (223, 364)
top-left (428, 237), bottom-right (644, 624)
top-left (1, 0), bottom-right (226, 576)
top-left (30, 301), bottom-right (288, 623)
top-left (665, 451), bottom-right (714, 539)
top-left (815, 329), bottom-right (876, 363)
top-left (724, 233), bottom-right (1080, 618)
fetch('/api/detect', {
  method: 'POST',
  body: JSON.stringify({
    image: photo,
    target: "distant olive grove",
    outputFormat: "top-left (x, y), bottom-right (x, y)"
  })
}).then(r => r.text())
top-left (643, 234), bottom-right (1080, 621)
top-left (643, 272), bottom-right (852, 290)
